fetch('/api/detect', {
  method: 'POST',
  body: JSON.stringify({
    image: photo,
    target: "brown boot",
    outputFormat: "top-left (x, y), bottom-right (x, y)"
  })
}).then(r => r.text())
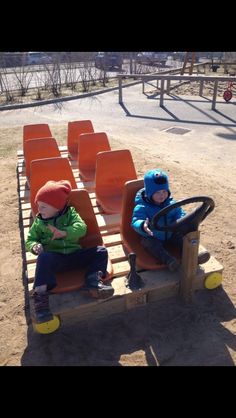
top-left (33, 291), bottom-right (53, 323)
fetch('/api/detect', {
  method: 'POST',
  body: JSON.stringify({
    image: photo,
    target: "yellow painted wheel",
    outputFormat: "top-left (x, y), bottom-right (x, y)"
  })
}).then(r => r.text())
top-left (33, 315), bottom-right (60, 334)
top-left (204, 272), bottom-right (222, 290)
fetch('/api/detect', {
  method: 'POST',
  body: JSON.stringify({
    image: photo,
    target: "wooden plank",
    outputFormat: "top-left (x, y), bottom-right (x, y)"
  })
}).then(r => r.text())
top-left (112, 260), bottom-right (130, 277)
top-left (102, 233), bottom-right (122, 247)
top-left (26, 252), bottom-right (37, 264)
top-left (22, 216), bottom-right (31, 225)
top-left (96, 213), bottom-right (120, 231)
top-left (21, 202), bottom-right (31, 210)
top-left (107, 244), bottom-right (127, 262)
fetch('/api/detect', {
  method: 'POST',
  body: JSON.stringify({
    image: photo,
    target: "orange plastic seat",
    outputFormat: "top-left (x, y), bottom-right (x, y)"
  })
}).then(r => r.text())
top-left (23, 124), bottom-right (52, 155)
top-left (95, 149), bottom-right (137, 214)
top-left (24, 137), bottom-right (61, 182)
top-left (120, 179), bottom-right (180, 270)
top-left (51, 189), bottom-right (113, 293)
top-left (78, 132), bottom-right (111, 181)
top-left (30, 157), bottom-right (77, 217)
top-left (67, 120), bottom-right (94, 160)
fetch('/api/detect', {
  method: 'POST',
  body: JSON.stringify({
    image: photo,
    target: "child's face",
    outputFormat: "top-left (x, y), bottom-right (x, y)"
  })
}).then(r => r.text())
top-left (37, 201), bottom-right (59, 219)
top-left (152, 190), bottom-right (168, 204)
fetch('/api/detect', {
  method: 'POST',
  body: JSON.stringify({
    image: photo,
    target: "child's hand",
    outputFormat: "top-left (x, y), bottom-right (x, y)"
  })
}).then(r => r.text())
top-left (32, 243), bottom-right (43, 255)
top-left (143, 218), bottom-right (153, 236)
top-left (47, 224), bottom-right (67, 240)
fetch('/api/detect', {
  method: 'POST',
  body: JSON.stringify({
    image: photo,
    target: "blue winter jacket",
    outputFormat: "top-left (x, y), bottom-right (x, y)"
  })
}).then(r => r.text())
top-left (131, 170), bottom-right (186, 241)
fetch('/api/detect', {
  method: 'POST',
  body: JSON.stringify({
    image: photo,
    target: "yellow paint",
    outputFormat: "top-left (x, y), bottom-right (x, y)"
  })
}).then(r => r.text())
top-left (204, 272), bottom-right (222, 289)
top-left (33, 315), bottom-right (60, 334)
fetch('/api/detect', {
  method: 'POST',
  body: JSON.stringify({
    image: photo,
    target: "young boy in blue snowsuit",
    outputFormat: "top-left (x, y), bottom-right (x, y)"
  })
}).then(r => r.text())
top-left (131, 169), bottom-right (210, 271)
top-left (26, 180), bottom-right (114, 323)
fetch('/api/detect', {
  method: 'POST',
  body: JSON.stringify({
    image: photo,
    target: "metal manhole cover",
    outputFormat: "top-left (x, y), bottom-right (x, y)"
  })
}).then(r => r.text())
top-left (165, 127), bottom-right (191, 135)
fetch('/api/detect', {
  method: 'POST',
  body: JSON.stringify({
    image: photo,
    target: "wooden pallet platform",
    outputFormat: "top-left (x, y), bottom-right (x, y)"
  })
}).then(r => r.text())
top-left (17, 146), bottom-right (224, 327)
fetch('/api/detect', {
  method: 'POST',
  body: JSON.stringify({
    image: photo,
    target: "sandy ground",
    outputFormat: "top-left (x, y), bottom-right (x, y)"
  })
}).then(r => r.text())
top-left (0, 82), bottom-right (236, 366)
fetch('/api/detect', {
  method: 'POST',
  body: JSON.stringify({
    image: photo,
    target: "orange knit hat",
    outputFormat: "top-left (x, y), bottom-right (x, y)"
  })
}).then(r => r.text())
top-left (35, 180), bottom-right (72, 210)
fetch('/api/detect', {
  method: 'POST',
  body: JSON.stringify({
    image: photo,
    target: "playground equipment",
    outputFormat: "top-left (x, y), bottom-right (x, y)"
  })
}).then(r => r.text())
top-left (17, 135), bottom-right (223, 335)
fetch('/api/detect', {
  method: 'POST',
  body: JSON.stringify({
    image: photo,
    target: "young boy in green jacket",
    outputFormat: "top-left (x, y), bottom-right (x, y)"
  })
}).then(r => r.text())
top-left (26, 180), bottom-right (114, 323)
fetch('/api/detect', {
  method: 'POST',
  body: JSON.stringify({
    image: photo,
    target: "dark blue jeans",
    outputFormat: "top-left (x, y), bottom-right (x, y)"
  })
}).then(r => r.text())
top-left (141, 232), bottom-right (183, 264)
top-left (34, 246), bottom-right (108, 290)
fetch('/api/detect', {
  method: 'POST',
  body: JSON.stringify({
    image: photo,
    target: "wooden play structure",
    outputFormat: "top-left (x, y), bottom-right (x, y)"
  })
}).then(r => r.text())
top-left (17, 123), bottom-right (223, 334)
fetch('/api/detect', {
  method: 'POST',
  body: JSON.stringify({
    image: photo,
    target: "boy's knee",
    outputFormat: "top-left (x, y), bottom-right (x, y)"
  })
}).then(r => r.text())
top-left (97, 245), bottom-right (107, 252)
top-left (97, 246), bottom-right (108, 257)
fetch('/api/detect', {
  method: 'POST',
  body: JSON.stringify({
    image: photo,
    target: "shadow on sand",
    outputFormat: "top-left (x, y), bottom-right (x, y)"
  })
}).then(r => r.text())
top-left (21, 286), bottom-right (236, 366)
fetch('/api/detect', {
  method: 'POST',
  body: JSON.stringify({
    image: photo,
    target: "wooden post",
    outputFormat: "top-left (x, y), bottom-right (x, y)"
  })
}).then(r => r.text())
top-left (181, 52), bottom-right (189, 75)
top-left (180, 230), bottom-right (200, 303)
top-left (199, 80), bottom-right (204, 96)
top-left (118, 76), bottom-right (123, 104)
top-left (160, 79), bottom-right (165, 107)
top-left (129, 52), bottom-right (133, 74)
top-left (167, 79), bottom-right (171, 94)
top-left (212, 79), bottom-right (218, 110)
top-left (189, 52), bottom-right (195, 75)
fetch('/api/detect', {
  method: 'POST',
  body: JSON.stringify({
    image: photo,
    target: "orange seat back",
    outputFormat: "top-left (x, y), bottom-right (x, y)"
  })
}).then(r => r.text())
top-left (78, 132), bottom-right (111, 181)
top-left (120, 179), bottom-right (165, 270)
top-left (23, 124), bottom-right (52, 155)
top-left (52, 189), bottom-right (113, 293)
top-left (24, 137), bottom-right (61, 181)
top-left (30, 157), bottom-right (77, 217)
top-left (67, 120), bottom-right (94, 160)
top-left (68, 189), bottom-right (103, 248)
top-left (95, 149), bottom-right (137, 214)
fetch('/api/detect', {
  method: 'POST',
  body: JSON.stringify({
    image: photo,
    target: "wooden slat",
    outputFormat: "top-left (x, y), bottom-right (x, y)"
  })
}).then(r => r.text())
top-left (107, 244), bottom-right (127, 261)
top-left (102, 233), bottom-right (122, 247)
top-left (96, 213), bottom-right (120, 230)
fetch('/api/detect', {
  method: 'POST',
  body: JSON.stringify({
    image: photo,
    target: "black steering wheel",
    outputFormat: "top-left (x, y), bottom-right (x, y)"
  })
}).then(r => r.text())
top-left (151, 196), bottom-right (215, 234)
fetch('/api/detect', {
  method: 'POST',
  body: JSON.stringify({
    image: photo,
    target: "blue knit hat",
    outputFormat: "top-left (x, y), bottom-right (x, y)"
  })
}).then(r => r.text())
top-left (144, 169), bottom-right (170, 200)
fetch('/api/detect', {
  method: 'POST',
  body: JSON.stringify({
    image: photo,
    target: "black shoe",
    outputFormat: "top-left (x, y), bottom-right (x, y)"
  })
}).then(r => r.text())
top-left (167, 258), bottom-right (180, 272)
top-left (89, 281), bottom-right (114, 299)
top-left (33, 291), bottom-right (53, 323)
top-left (198, 250), bottom-right (210, 264)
